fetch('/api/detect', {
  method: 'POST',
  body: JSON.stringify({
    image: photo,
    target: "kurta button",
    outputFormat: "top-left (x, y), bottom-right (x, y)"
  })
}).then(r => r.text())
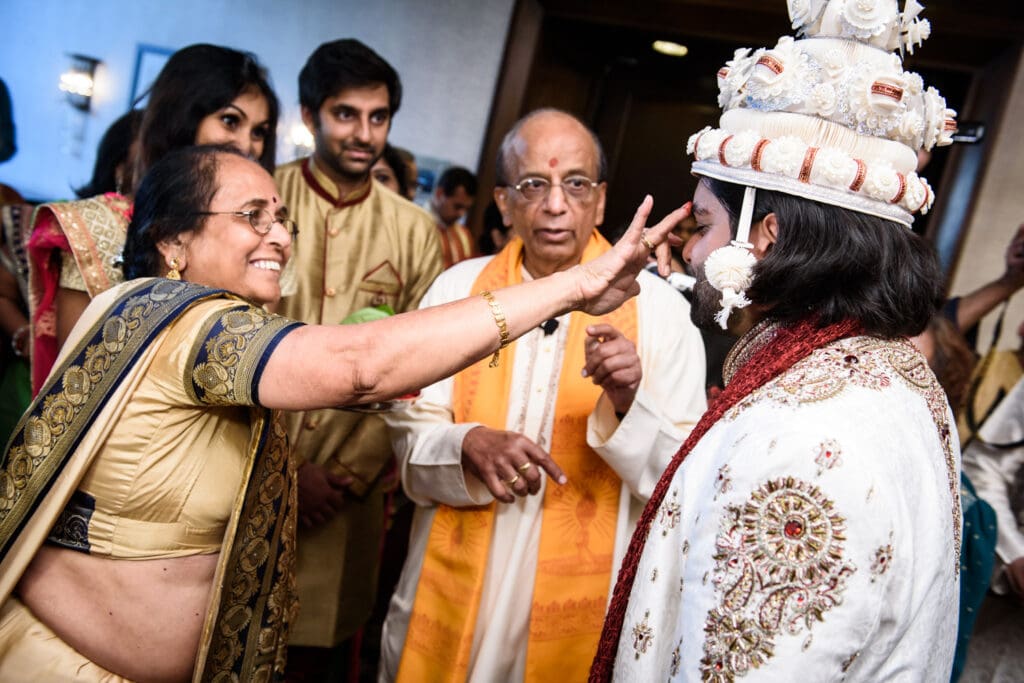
top-left (325, 287), bottom-right (337, 297)
top-left (304, 418), bottom-right (319, 430)
top-left (328, 227), bottom-right (340, 237)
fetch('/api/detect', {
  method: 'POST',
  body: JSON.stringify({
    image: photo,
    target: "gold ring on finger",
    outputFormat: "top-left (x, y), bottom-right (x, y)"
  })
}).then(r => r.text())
top-left (503, 474), bottom-right (520, 487)
top-left (640, 232), bottom-right (655, 251)
top-left (517, 462), bottom-right (533, 473)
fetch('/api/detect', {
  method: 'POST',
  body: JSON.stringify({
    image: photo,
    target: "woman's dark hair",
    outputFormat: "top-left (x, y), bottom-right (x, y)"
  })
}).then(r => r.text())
top-left (135, 44), bottom-right (279, 181)
top-left (477, 200), bottom-right (510, 255)
top-left (75, 110), bottom-right (143, 198)
top-left (123, 144), bottom-right (246, 280)
top-left (702, 177), bottom-right (944, 337)
top-left (299, 39), bottom-right (401, 120)
top-left (378, 143), bottom-right (409, 198)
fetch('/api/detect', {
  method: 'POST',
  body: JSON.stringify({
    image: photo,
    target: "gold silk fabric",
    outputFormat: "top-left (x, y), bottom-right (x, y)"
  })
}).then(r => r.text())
top-left (397, 232), bottom-right (636, 682)
top-left (35, 193), bottom-right (131, 297)
top-left (274, 157), bottom-right (443, 645)
top-left (0, 279), bottom-right (302, 681)
top-left (436, 223), bottom-right (476, 269)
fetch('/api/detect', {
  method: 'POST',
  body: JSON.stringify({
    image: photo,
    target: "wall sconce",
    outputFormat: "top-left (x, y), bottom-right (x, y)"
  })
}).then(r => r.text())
top-left (59, 54), bottom-right (101, 111)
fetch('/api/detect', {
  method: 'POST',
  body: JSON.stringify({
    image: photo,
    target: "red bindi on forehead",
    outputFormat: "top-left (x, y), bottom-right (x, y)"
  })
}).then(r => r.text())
top-left (548, 157), bottom-right (558, 168)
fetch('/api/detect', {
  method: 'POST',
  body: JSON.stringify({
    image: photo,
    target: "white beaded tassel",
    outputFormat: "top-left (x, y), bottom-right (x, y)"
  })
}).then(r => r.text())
top-left (705, 186), bottom-right (758, 329)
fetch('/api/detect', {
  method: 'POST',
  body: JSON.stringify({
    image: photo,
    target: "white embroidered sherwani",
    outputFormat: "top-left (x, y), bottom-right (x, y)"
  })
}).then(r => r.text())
top-left (615, 327), bottom-right (961, 681)
top-left (378, 258), bottom-right (708, 682)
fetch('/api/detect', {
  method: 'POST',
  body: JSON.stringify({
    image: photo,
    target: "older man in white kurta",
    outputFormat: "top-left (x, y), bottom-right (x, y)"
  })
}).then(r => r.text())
top-left (378, 110), bottom-right (707, 682)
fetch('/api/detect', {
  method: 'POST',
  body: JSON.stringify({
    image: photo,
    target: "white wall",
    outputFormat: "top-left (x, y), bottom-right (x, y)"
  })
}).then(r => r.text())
top-left (0, 0), bottom-right (515, 200)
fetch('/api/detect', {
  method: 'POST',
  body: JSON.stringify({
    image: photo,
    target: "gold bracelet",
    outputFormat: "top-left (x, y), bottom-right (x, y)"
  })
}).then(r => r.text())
top-left (480, 290), bottom-right (509, 367)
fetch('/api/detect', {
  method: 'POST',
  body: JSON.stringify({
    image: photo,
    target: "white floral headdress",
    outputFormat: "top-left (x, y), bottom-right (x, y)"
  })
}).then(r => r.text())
top-left (690, 0), bottom-right (956, 328)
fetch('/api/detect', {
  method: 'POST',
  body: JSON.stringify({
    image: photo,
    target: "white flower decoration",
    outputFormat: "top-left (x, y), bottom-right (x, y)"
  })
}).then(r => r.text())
top-left (841, 0), bottom-right (899, 39)
top-left (788, 0), bottom-right (812, 28)
top-left (922, 87), bottom-right (947, 149)
top-left (687, 127), bottom-right (712, 156)
top-left (811, 148), bottom-right (857, 186)
top-left (810, 82), bottom-right (838, 116)
top-left (761, 136), bottom-right (806, 176)
top-left (705, 244), bottom-right (757, 329)
top-left (897, 109), bottom-right (924, 146)
top-left (937, 107), bottom-right (958, 146)
top-left (902, 18), bottom-right (931, 54)
top-left (822, 48), bottom-right (846, 79)
top-left (724, 131), bottom-right (760, 167)
top-left (901, 172), bottom-right (927, 211)
top-left (905, 71), bottom-right (924, 95)
top-left (696, 129), bottom-right (729, 160)
top-left (863, 163), bottom-right (901, 201)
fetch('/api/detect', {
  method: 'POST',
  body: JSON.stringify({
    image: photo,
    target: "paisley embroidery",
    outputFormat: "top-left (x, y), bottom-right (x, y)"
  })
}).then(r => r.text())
top-left (700, 477), bottom-right (855, 680)
top-left (659, 489), bottom-right (682, 537)
top-left (188, 306), bottom-right (300, 406)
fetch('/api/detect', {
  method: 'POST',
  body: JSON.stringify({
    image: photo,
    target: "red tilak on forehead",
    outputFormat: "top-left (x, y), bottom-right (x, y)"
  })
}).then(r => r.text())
top-left (548, 157), bottom-right (558, 168)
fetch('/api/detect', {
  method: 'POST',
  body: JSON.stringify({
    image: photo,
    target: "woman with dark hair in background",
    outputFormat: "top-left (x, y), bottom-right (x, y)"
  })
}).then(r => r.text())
top-left (74, 110), bottom-right (144, 199)
top-left (370, 143), bottom-right (410, 198)
top-left (26, 43), bottom-right (280, 394)
top-left (0, 144), bottom-right (681, 681)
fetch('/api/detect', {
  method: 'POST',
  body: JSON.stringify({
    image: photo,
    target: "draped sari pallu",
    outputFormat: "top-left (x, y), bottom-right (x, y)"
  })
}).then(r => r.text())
top-left (0, 278), bottom-right (301, 682)
top-left (397, 233), bottom-right (637, 682)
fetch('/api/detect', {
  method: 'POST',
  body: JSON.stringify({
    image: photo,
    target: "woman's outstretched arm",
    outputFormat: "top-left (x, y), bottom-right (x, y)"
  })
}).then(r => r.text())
top-left (259, 197), bottom-right (689, 411)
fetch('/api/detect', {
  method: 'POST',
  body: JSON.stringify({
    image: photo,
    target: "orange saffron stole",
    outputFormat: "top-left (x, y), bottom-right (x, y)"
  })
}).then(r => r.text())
top-left (396, 232), bottom-right (637, 682)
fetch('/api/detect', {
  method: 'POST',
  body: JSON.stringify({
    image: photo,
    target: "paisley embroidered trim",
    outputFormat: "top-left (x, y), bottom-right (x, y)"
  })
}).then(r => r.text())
top-left (700, 477), bottom-right (855, 680)
top-left (187, 306), bottom-right (300, 407)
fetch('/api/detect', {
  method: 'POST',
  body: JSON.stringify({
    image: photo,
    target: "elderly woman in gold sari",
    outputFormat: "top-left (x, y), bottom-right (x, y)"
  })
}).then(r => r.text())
top-left (0, 145), bottom-right (685, 682)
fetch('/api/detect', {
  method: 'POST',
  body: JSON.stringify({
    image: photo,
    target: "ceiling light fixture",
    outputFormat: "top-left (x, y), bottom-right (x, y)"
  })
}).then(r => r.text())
top-left (652, 40), bottom-right (689, 57)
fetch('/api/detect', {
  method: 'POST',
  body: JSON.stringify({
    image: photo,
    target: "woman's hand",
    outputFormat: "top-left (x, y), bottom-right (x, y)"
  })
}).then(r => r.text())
top-left (575, 196), bottom-right (690, 316)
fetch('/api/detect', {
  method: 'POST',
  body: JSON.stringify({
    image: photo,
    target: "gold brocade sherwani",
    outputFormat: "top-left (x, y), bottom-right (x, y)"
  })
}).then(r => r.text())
top-left (274, 157), bottom-right (443, 646)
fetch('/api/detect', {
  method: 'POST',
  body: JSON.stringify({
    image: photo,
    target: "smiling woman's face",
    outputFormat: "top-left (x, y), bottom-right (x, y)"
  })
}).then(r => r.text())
top-left (194, 89), bottom-right (271, 162)
top-left (175, 154), bottom-right (292, 306)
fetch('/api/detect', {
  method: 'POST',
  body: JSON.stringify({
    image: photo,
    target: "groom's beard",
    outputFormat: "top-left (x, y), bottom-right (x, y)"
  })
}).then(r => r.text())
top-left (689, 264), bottom-right (725, 331)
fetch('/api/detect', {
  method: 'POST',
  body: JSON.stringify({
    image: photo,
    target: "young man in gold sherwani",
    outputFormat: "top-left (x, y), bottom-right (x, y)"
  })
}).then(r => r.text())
top-left (274, 38), bottom-right (443, 681)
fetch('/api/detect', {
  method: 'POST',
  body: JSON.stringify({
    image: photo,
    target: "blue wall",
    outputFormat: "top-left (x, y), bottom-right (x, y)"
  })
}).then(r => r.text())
top-left (0, 0), bottom-right (514, 200)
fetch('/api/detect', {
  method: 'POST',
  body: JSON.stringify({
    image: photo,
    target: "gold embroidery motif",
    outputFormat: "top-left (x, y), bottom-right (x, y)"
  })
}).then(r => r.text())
top-left (715, 464), bottom-right (734, 500)
top-left (659, 489), bottom-right (681, 537)
top-left (724, 336), bottom-right (960, 569)
top-left (188, 306), bottom-right (296, 406)
top-left (700, 477), bottom-right (855, 680)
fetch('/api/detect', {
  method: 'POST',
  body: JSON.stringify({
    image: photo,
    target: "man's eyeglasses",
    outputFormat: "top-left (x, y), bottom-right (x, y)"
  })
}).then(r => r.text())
top-left (509, 176), bottom-right (600, 203)
top-left (193, 208), bottom-right (298, 238)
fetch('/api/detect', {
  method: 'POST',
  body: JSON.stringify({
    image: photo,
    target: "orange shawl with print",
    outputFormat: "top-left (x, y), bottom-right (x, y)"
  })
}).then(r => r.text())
top-left (397, 231), bottom-right (637, 681)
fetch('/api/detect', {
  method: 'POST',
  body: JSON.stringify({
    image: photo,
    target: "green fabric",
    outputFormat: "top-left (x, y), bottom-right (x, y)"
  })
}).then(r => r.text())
top-left (951, 472), bottom-right (998, 682)
top-left (340, 304), bottom-right (395, 325)
top-left (0, 358), bottom-right (30, 448)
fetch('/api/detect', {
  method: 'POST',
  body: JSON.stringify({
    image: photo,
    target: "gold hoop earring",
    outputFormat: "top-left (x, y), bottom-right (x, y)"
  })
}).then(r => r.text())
top-left (167, 257), bottom-right (182, 281)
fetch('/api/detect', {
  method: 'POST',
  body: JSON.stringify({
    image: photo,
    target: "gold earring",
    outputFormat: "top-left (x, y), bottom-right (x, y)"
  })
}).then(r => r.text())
top-left (167, 257), bottom-right (181, 281)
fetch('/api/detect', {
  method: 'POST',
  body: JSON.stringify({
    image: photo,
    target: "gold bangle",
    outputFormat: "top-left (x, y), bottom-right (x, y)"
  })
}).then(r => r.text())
top-left (480, 290), bottom-right (509, 367)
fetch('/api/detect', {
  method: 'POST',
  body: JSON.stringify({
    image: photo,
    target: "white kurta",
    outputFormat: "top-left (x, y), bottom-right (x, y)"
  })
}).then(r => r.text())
top-left (962, 376), bottom-right (1024, 594)
top-left (379, 257), bottom-right (707, 682)
top-left (614, 333), bottom-right (961, 682)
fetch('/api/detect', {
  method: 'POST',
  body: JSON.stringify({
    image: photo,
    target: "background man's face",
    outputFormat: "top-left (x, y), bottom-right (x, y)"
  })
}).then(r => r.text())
top-left (304, 84), bottom-right (390, 183)
top-left (495, 114), bottom-right (607, 277)
top-left (434, 185), bottom-right (474, 226)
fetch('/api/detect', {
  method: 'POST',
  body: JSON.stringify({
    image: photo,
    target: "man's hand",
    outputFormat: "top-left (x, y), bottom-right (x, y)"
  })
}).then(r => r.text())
top-left (296, 461), bottom-right (353, 529)
top-left (461, 426), bottom-right (567, 503)
top-left (1006, 556), bottom-right (1024, 602)
top-left (583, 324), bottom-right (640, 415)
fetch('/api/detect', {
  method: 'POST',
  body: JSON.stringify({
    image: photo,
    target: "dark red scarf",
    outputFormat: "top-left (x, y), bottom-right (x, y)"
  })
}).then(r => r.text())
top-left (589, 317), bottom-right (862, 681)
